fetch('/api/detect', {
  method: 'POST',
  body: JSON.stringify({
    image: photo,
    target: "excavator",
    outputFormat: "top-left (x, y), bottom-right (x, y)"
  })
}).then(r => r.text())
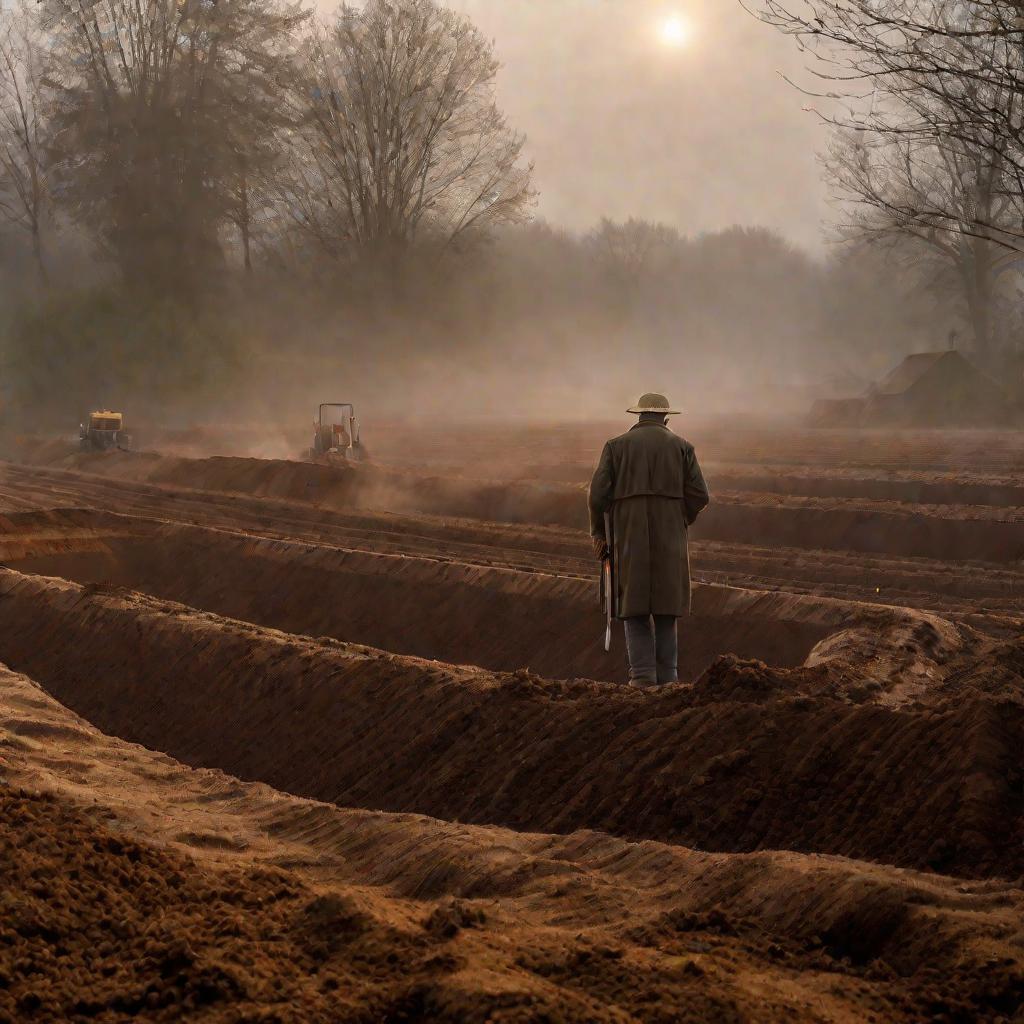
top-left (309, 403), bottom-right (366, 465)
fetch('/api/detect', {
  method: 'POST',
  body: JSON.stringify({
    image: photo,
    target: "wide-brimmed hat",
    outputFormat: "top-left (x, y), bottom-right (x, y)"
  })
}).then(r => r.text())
top-left (627, 393), bottom-right (681, 415)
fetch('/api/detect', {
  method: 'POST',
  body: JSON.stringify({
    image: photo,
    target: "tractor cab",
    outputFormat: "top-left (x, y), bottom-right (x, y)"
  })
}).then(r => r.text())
top-left (310, 403), bottom-right (365, 463)
top-left (80, 410), bottom-right (131, 451)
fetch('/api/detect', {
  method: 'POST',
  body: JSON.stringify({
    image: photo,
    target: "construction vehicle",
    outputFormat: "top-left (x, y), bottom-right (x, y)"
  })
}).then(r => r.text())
top-left (79, 410), bottom-right (131, 451)
top-left (309, 403), bottom-right (365, 464)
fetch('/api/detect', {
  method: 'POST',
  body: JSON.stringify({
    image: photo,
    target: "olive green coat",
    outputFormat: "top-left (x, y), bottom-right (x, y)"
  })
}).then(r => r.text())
top-left (588, 422), bottom-right (709, 618)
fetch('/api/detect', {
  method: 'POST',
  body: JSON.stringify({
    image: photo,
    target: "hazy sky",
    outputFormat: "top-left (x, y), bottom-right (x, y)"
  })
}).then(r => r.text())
top-left (442, 1), bottom-right (831, 250)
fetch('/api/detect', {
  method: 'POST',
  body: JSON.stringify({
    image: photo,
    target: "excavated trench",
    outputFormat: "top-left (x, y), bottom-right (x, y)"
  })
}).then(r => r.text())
top-left (0, 566), bottom-right (1020, 879)
top-left (11, 449), bottom-right (1024, 563)
top-left (2, 519), bottom-right (840, 682)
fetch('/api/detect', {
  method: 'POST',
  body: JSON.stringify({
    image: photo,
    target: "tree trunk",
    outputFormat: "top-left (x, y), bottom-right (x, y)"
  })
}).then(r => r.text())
top-left (968, 235), bottom-right (993, 358)
top-left (239, 168), bottom-right (253, 276)
top-left (31, 221), bottom-right (48, 288)
top-left (241, 216), bottom-right (252, 275)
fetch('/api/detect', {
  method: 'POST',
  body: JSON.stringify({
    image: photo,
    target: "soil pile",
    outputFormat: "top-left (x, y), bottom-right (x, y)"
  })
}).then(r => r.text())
top-left (13, 443), bottom-right (1024, 563)
top-left (4, 460), bottom-right (1024, 619)
top-left (5, 426), bottom-right (1024, 1020)
top-left (3, 522), bottom-right (857, 680)
top-left (3, 665), bottom-right (1024, 1024)
top-left (0, 789), bottom-right (420, 1023)
top-left (9, 788), bottom-right (805, 1024)
top-left (0, 568), bottom-right (1021, 878)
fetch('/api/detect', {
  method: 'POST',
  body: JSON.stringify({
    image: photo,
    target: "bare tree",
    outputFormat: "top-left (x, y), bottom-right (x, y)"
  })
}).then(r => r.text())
top-left (751, 0), bottom-right (1024, 352)
top-left (750, 0), bottom-right (1024, 210)
top-left (223, 99), bottom-right (295, 277)
top-left (43, 0), bottom-right (304, 292)
top-left (0, 0), bottom-right (49, 283)
top-left (589, 218), bottom-right (680, 278)
top-left (825, 110), bottom-right (1024, 351)
top-left (283, 0), bottom-right (534, 274)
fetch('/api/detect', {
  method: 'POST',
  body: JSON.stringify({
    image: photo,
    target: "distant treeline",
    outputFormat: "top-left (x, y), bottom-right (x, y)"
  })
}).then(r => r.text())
top-left (0, 0), bottom-right (977, 420)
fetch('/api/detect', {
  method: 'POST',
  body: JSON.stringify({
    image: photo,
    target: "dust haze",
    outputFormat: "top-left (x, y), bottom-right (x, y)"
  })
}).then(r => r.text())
top-left (7, 4), bottom-right (1024, 1018)
top-left (0, 0), bottom-right (989, 439)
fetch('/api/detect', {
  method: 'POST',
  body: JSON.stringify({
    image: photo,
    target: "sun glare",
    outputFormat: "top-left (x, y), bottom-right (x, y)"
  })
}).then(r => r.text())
top-left (658, 13), bottom-right (692, 49)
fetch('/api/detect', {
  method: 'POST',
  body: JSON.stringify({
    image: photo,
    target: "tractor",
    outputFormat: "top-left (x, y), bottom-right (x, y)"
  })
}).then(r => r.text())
top-left (79, 410), bottom-right (132, 451)
top-left (309, 403), bottom-right (366, 464)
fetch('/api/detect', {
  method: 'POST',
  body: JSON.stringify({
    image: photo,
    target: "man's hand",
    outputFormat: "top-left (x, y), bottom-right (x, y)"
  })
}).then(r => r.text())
top-left (591, 535), bottom-right (609, 560)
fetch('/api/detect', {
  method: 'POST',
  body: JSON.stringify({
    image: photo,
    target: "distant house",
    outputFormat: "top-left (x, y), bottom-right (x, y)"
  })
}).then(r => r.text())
top-left (808, 350), bottom-right (1015, 428)
top-left (999, 352), bottom-right (1024, 407)
top-left (867, 351), bottom-right (1012, 426)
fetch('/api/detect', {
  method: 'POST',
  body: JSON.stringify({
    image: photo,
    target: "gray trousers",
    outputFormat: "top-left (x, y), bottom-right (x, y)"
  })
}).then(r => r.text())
top-left (624, 615), bottom-right (679, 685)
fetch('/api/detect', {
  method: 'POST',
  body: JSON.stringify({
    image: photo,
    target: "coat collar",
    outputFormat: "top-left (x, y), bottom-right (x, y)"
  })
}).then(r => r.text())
top-left (629, 421), bottom-right (670, 432)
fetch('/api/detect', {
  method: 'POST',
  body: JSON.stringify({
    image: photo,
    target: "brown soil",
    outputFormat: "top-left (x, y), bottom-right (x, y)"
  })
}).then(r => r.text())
top-left (2, 520), bottom-right (852, 680)
top-left (4, 664), bottom-right (1023, 1023)
top-left (3, 425), bottom-right (1024, 1019)
top-left (0, 789), bottom-right (433, 1024)
top-left (363, 419), bottom-right (1024, 476)
top-left (0, 568), bottom-right (1020, 880)
top-left (3, 461), bottom-right (1024, 619)
top-left (11, 442), bottom-right (1024, 565)
top-left (708, 466), bottom-right (1024, 507)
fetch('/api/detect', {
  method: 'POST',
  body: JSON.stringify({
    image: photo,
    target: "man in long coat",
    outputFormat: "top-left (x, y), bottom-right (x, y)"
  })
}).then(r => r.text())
top-left (588, 394), bottom-right (710, 687)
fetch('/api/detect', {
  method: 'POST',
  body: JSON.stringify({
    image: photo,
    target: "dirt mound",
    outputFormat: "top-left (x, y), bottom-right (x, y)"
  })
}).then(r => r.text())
top-left (703, 496), bottom-right (1024, 563)
top-left (14, 444), bottom-right (1024, 565)
top-left (805, 611), bottom-right (977, 705)
top-left (4, 460), bottom-right (1024, 620)
top-left (10, 788), bottom-right (776, 1024)
top-left (5, 664), bottom-right (1024, 1023)
top-left (0, 508), bottom-right (139, 562)
top-left (0, 789), bottom-right (420, 1023)
top-left (0, 568), bottom-right (1020, 878)
top-left (3, 521), bottom-right (863, 681)
top-left (711, 466), bottom-right (1024, 507)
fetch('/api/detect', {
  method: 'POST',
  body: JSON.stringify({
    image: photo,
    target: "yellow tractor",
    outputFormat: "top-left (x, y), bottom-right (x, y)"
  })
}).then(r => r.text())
top-left (79, 410), bottom-right (131, 451)
top-left (309, 403), bottom-right (366, 464)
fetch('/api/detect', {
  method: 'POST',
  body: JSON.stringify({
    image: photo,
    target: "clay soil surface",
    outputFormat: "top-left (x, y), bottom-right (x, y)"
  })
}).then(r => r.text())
top-left (1, 421), bottom-right (1024, 1021)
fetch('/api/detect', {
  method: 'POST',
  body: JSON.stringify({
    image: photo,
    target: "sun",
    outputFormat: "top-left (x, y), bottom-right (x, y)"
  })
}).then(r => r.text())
top-left (658, 13), bottom-right (692, 48)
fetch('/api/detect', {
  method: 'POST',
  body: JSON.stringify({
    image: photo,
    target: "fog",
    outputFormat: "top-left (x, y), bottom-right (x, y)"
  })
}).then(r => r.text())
top-left (0, 0), bottom-right (974, 436)
top-left (443, 0), bottom-right (830, 249)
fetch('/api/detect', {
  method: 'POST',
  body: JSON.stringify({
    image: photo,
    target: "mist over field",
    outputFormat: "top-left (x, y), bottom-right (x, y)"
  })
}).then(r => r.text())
top-left (0, 0), bottom-right (1016, 430)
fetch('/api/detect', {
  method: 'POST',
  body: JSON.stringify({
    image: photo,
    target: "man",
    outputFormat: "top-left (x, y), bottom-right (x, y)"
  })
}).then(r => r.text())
top-left (588, 394), bottom-right (710, 687)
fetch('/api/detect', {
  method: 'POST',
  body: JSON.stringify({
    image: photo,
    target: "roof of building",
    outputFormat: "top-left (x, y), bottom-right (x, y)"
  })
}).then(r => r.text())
top-left (874, 351), bottom-right (968, 397)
